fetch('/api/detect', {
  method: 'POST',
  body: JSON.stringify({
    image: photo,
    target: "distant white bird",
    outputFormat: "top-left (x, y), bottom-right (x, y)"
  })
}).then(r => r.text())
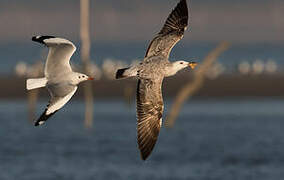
top-left (116, 0), bottom-right (197, 160)
top-left (27, 36), bottom-right (93, 126)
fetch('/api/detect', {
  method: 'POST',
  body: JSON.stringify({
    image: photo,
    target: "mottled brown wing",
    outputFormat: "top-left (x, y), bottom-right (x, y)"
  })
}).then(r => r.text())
top-left (145, 0), bottom-right (189, 58)
top-left (136, 78), bottom-right (164, 160)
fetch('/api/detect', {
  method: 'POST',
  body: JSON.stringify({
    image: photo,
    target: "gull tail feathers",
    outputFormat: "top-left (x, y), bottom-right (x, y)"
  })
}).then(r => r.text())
top-left (116, 68), bottom-right (130, 79)
top-left (116, 67), bottom-right (137, 79)
top-left (26, 78), bottom-right (47, 90)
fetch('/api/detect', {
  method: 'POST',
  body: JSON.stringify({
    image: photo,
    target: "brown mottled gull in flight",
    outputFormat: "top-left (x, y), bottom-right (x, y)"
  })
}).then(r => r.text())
top-left (116, 0), bottom-right (197, 160)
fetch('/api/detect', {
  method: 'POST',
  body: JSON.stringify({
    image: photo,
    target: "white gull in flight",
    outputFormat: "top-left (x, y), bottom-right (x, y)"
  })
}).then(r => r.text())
top-left (116, 0), bottom-right (197, 160)
top-left (26, 36), bottom-right (93, 126)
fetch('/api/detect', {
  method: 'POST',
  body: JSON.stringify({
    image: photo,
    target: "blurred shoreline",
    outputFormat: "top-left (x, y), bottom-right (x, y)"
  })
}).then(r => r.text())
top-left (1, 73), bottom-right (284, 100)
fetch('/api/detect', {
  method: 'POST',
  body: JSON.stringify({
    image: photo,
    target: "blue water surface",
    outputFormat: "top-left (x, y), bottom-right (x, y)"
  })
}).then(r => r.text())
top-left (0, 99), bottom-right (284, 180)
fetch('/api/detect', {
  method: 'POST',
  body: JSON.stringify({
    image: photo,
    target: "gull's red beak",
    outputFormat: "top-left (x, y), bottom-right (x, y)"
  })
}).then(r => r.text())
top-left (88, 77), bottom-right (94, 80)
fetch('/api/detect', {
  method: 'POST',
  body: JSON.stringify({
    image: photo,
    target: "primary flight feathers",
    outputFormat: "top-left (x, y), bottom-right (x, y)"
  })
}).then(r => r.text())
top-left (145, 0), bottom-right (189, 58)
top-left (159, 0), bottom-right (188, 35)
top-left (32, 35), bottom-right (55, 44)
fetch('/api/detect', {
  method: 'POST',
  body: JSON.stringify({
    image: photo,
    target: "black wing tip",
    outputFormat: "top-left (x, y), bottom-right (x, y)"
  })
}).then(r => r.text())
top-left (178, 0), bottom-right (188, 13)
top-left (34, 120), bottom-right (44, 126)
top-left (34, 109), bottom-right (57, 127)
top-left (138, 141), bottom-right (156, 161)
top-left (159, 0), bottom-right (189, 35)
top-left (32, 35), bottom-right (56, 44)
top-left (137, 128), bottom-right (159, 161)
top-left (180, 0), bottom-right (188, 6)
top-left (173, 0), bottom-right (189, 25)
top-left (34, 109), bottom-right (48, 126)
top-left (140, 152), bottom-right (149, 161)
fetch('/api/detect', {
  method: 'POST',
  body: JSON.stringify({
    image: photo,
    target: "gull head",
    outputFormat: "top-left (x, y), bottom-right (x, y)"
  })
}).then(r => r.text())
top-left (166, 61), bottom-right (198, 77)
top-left (74, 73), bottom-right (94, 84)
top-left (173, 61), bottom-right (197, 71)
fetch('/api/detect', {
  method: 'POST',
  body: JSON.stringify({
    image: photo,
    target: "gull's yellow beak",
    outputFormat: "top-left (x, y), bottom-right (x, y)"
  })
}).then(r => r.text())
top-left (189, 62), bottom-right (197, 69)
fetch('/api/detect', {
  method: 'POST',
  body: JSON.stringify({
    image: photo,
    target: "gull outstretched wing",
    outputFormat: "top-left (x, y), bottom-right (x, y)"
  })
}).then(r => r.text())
top-left (32, 36), bottom-right (76, 78)
top-left (136, 78), bottom-right (164, 160)
top-left (145, 0), bottom-right (189, 59)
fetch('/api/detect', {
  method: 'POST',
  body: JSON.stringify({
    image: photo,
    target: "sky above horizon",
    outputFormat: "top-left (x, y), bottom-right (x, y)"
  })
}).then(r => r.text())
top-left (0, 0), bottom-right (283, 44)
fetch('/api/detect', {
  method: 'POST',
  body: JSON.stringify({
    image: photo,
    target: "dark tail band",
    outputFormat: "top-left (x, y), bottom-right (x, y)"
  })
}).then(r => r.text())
top-left (116, 68), bottom-right (129, 79)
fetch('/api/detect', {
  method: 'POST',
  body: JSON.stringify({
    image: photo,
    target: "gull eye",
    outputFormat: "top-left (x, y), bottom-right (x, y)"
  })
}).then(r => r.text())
top-left (79, 76), bottom-right (81, 79)
top-left (180, 62), bottom-right (183, 64)
top-left (83, 75), bottom-right (85, 78)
